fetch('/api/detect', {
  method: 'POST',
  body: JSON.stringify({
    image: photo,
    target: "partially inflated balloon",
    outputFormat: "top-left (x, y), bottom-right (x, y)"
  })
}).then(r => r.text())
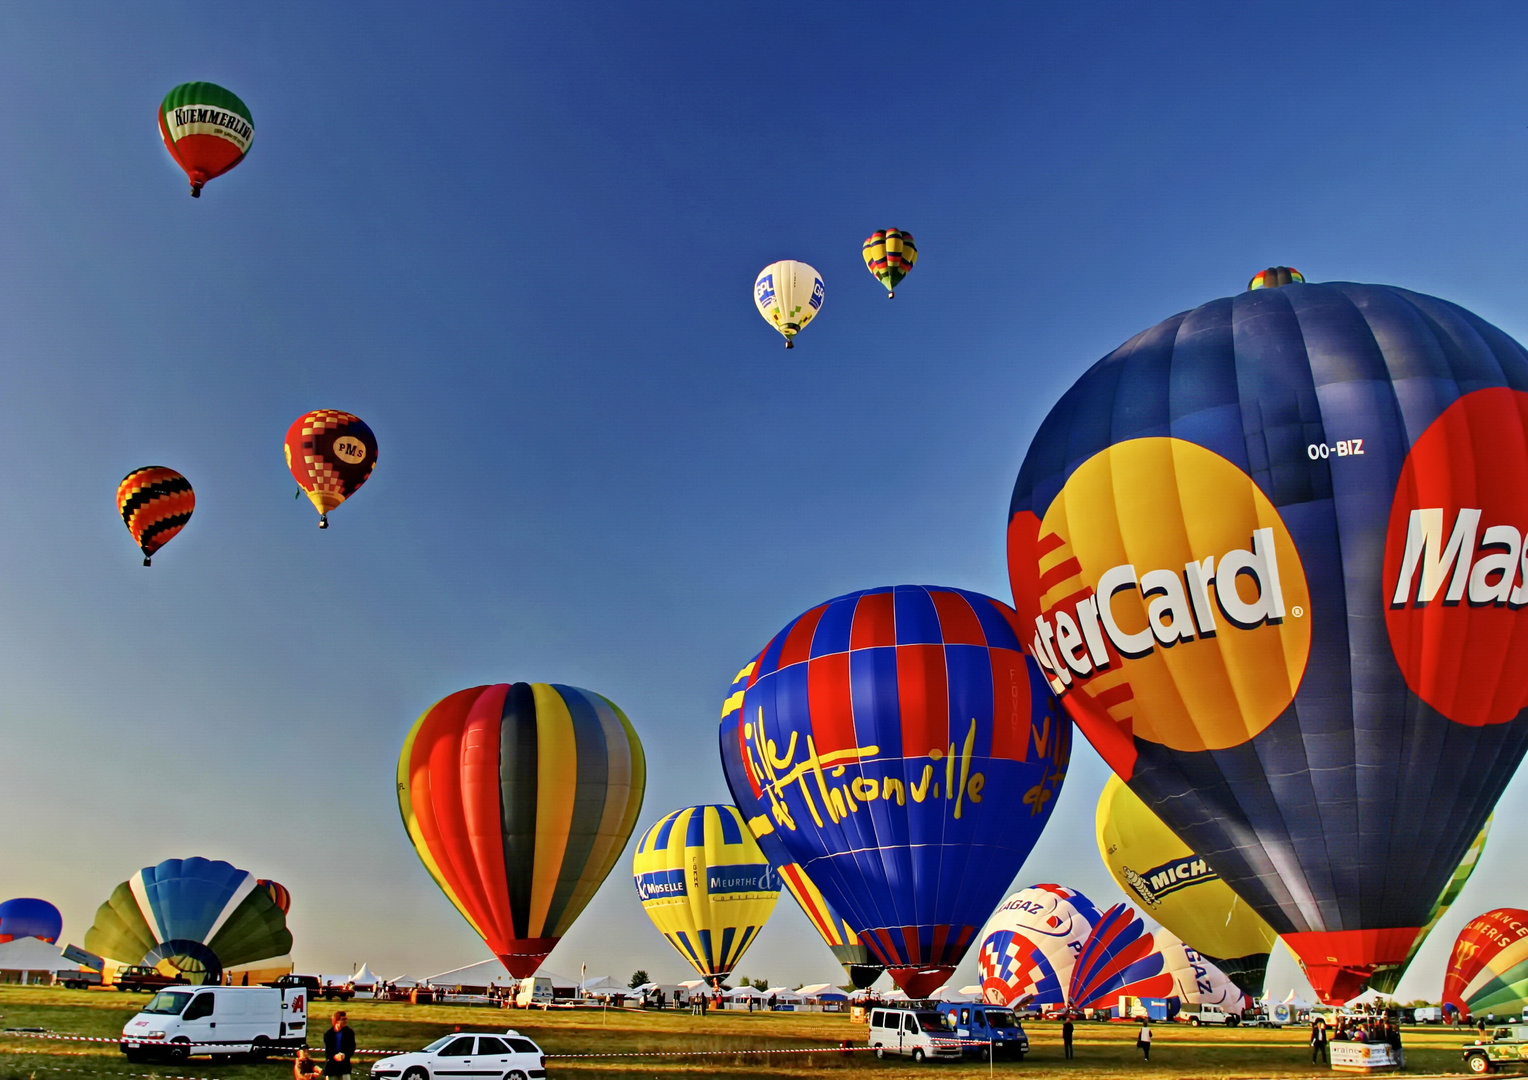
top-left (398, 683), bottom-right (645, 978)
top-left (862, 229), bottom-right (918, 298)
top-left (975, 885), bottom-right (1100, 1007)
top-left (285, 410), bottom-right (377, 528)
top-left (1151, 928), bottom-right (1248, 1008)
top-left (721, 585), bottom-right (1071, 998)
top-left (1097, 774), bottom-right (1276, 995)
top-left (83, 858), bottom-right (292, 984)
top-left (158, 83), bottom-right (253, 197)
top-left (632, 804), bottom-right (779, 979)
top-left (0, 898), bottom-right (62, 944)
top-left (753, 261), bottom-right (823, 348)
top-left (118, 467), bottom-right (194, 566)
top-left (1068, 903), bottom-right (1173, 1009)
top-left (1444, 909), bottom-right (1528, 1017)
top-left (256, 879), bottom-right (292, 915)
top-left (1009, 275), bottom-right (1528, 1003)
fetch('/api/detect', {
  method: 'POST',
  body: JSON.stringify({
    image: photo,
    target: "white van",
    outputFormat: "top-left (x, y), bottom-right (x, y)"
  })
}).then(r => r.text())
top-left (119, 985), bottom-right (308, 1063)
top-left (867, 1007), bottom-right (964, 1061)
top-left (516, 976), bottom-right (555, 1008)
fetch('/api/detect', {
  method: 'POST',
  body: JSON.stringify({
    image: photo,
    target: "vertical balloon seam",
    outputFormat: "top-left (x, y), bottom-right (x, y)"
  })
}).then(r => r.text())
top-left (399, 693), bottom-right (482, 939)
top-left (527, 683), bottom-right (578, 938)
top-left (462, 687), bottom-right (516, 951)
top-left (548, 692), bottom-right (628, 937)
top-left (539, 686), bottom-right (610, 935)
top-left (499, 683), bottom-right (540, 943)
top-left (429, 689), bottom-right (498, 943)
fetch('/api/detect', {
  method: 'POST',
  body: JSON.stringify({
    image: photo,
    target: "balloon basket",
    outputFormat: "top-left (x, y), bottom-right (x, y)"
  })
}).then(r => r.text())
top-left (143, 557), bottom-right (152, 567)
top-left (318, 515), bottom-right (329, 530)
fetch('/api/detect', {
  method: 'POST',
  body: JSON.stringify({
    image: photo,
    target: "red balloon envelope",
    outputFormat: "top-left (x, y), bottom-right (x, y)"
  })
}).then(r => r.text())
top-left (1443, 909), bottom-right (1528, 1016)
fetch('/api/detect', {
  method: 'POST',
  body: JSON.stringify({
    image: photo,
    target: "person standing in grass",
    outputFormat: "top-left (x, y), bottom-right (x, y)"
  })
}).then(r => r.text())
top-left (323, 1011), bottom-right (356, 1078)
top-left (1062, 1014), bottom-right (1075, 1059)
top-left (1311, 1016), bottom-right (1328, 1064)
top-left (1137, 1018), bottom-right (1152, 1060)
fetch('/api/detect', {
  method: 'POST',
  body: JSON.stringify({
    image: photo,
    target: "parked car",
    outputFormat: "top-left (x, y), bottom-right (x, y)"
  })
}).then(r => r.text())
top-left (867, 1007), bottom-right (964, 1061)
top-left (112, 966), bottom-right (188, 993)
top-left (935, 1002), bottom-right (1030, 1058)
top-left (368, 1030), bottom-right (546, 1080)
top-left (1463, 1024), bottom-right (1528, 1074)
top-left (263, 974), bottom-right (354, 1001)
top-left (1181, 1003), bottom-right (1240, 1026)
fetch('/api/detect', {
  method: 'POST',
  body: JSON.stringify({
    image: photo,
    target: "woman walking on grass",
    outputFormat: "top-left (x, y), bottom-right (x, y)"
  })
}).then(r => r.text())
top-left (1137, 1019), bottom-right (1152, 1061)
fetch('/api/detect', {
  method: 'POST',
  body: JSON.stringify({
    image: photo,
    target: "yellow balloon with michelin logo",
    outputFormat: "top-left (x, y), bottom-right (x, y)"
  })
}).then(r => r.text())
top-left (632, 804), bottom-right (781, 979)
top-left (1096, 774), bottom-right (1277, 995)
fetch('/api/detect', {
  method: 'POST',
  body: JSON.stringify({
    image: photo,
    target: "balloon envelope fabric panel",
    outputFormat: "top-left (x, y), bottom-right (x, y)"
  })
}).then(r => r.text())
top-left (721, 585), bottom-right (1071, 999)
top-left (1096, 774), bottom-right (1275, 996)
top-left (0, 898), bottom-right (62, 943)
top-left (117, 467), bottom-right (194, 566)
top-left (158, 82), bottom-right (253, 196)
top-left (1444, 909), bottom-right (1528, 1016)
top-left (82, 858), bottom-right (292, 984)
top-left (1008, 277), bottom-right (1528, 1003)
top-left (974, 884), bottom-right (1100, 1007)
top-left (632, 804), bottom-right (780, 979)
top-left (398, 682), bottom-right (646, 977)
top-left (1067, 902), bottom-right (1173, 1009)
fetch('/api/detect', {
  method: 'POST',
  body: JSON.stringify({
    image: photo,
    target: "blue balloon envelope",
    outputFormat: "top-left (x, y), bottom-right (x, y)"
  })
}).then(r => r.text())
top-left (0, 898), bottom-right (62, 943)
top-left (720, 584), bottom-right (1070, 997)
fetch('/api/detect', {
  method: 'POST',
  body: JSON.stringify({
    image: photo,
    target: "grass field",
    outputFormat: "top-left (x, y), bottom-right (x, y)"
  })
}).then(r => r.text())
top-left (0, 984), bottom-right (1511, 1079)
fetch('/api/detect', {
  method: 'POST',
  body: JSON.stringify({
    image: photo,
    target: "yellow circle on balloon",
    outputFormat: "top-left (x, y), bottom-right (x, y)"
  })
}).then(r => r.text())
top-left (1037, 437), bottom-right (1312, 753)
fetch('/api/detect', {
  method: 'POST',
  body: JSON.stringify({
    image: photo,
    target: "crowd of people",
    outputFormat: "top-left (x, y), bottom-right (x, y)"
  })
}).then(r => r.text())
top-left (1309, 1013), bottom-right (1405, 1066)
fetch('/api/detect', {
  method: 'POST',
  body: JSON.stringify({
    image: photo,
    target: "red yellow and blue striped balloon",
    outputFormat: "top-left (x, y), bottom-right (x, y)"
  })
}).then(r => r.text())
top-left (398, 682), bottom-right (646, 978)
top-left (117, 467), bottom-right (194, 566)
top-left (862, 229), bottom-right (918, 297)
top-left (256, 879), bottom-right (291, 915)
top-left (632, 804), bottom-right (780, 979)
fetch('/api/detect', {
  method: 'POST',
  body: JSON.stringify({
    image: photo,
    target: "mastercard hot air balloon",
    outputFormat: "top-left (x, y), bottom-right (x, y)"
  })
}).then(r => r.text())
top-left (1008, 270), bottom-right (1528, 1004)
top-left (1097, 774), bottom-right (1277, 995)
top-left (753, 261), bottom-right (824, 348)
top-left (285, 410), bottom-right (377, 528)
top-left (398, 683), bottom-right (645, 978)
top-left (0, 898), bottom-right (62, 944)
top-left (975, 885), bottom-right (1101, 1007)
top-left (83, 858), bottom-right (293, 985)
top-left (720, 585), bottom-right (1071, 998)
top-left (1443, 909), bottom-right (1528, 1018)
top-left (158, 83), bottom-right (253, 197)
top-left (118, 467), bottom-right (194, 566)
top-left (862, 229), bottom-right (918, 298)
top-left (632, 804), bottom-right (779, 979)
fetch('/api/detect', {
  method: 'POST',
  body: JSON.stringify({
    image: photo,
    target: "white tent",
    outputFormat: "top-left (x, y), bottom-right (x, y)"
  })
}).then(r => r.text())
top-left (351, 964), bottom-right (379, 986)
top-left (631, 981), bottom-right (686, 997)
top-left (580, 975), bottom-right (625, 994)
top-left (426, 958), bottom-right (517, 988)
top-left (0, 937), bottom-right (75, 984)
top-left (881, 988), bottom-right (910, 1002)
top-left (392, 975), bottom-right (419, 988)
top-left (929, 984), bottom-right (977, 1002)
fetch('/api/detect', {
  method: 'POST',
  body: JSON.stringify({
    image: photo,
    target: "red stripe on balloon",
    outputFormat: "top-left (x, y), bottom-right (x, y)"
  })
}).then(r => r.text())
top-left (778, 606), bottom-right (826, 670)
top-left (849, 592), bottom-right (897, 650)
top-left (807, 653), bottom-right (856, 755)
top-left (929, 590), bottom-right (986, 646)
top-left (461, 685), bottom-right (515, 956)
top-left (896, 643), bottom-right (949, 759)
top-left (989, 649), bottom-right (1030, 762)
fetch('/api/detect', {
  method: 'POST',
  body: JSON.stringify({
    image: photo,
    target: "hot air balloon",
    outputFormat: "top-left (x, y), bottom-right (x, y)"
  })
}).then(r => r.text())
top-left (1248, 266), bottom-right (1303, 290)
top-left (284, 410), bottom-right (377, 528)
top-left (1150, 928), bottom-right (1248, 1009)
top-left (117, 467), bottom-right (194, 566)
top-left (398, 682), bottom-right (645, 978)
top-left (862, 229), bottom-right (918, 298)
top-left (1067, 903), bottom-right (1174, 1010)
top-left (975, 885), bottom-right (1101, 1008)
top-left (83, 858), bottom-right (292, 985)
top-left (632, 804), bottom-right (779, 979)
top-left (0, 898), bottom-right (62, 944)
top-left (1444, 909), bottom-right (1528, 1019)
top-left (1008, 271), bottom-right (1528, 1004)
top-left (158, 83), bottom-right (253, 197)
top-left (753, 261), bottom-right (823, 348)
top-left (256, 879), bottom-right (292, 915)
top-left (719, 585), bottom-right (1071, 999)
top-left (1096, 774), bottom-right (1277, 996)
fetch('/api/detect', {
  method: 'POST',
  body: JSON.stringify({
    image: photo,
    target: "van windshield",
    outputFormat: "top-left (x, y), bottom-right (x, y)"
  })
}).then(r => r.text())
top-left (916, 1012), bottom-right (946, 1032)
top-left (983, 1010), bottom-right (1018, 1029)
top-left (143, 991), bottom-right (192, 1015)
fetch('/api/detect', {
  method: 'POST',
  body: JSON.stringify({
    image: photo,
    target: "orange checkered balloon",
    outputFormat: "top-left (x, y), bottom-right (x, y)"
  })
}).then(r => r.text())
top-left (117, 467), bottom-right (194, 566)
top-left (284, 410), bottom-right (377, 529)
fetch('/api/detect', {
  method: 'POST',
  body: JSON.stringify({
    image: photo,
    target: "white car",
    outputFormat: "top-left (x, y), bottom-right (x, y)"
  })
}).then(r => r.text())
top-left (368, 1030), bottom-right (546, 1080)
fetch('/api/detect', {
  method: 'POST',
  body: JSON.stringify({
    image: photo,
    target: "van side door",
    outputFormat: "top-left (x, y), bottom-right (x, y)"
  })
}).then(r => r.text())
top-left (903, 1012), bottom-right (920, 1054)
top-left (181, 990), bottom-right (217, 1050)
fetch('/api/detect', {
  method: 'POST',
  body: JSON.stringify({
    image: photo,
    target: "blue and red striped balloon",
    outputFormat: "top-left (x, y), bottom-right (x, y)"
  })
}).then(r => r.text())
top-left (720, 585), bottom-right (1070, 998)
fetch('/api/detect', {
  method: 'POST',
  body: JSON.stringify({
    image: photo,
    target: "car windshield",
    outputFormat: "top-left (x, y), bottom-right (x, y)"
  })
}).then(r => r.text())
top-left (143, 991), bottom-right (192, 1015)
top-left (421, 1036), bottom-right (455, 1052)
top-left (984, 1010), bottom-right (1018, 1029)
top-left (917, 1012), bottom-right (946, 1032)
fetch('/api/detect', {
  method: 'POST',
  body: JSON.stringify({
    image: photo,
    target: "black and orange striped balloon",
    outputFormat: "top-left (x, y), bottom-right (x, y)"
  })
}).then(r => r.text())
top-left (117, 467), bottom-right (194, 566)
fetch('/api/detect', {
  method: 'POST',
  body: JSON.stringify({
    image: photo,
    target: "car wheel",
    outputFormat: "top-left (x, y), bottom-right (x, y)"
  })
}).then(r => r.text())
top-left (912, 1048), bottom-right (925, 1062)
top-left (166, 1039), bottom-right (190, 1062)
top-left (505, 1071), bottom-right (529, 1080)
top-left (1228, 1017), bottom-right (1239, 1027)
top-left (1191, 1017), bottom-right (1201, 1026)
top-left (246, 1036), bottom-right (269, 1062)
top-left (1467, 1054), bottom-right (1493, 1074)
top-left (874, 1046), bottom-right (885, 1059)
top-left (403, 1068), bottom-right (431, 1080)
top-left (123, 1049), bottom-right (144, 1064)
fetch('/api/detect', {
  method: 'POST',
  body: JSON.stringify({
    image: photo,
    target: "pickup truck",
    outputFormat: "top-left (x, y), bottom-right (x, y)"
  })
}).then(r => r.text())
top-left (1181, 1003), bottom-right (1240, 1026)
top-left (112, 966), bottom-right (188, 993)
top-left (1464, 1024), bottom-right (1528, 1073)
top-left (264, 974), bottom-right (354, 1001)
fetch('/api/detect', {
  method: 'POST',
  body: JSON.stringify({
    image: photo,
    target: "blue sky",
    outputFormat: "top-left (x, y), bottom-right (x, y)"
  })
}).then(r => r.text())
top-left (1, 0), bottom-right (1526, 997)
